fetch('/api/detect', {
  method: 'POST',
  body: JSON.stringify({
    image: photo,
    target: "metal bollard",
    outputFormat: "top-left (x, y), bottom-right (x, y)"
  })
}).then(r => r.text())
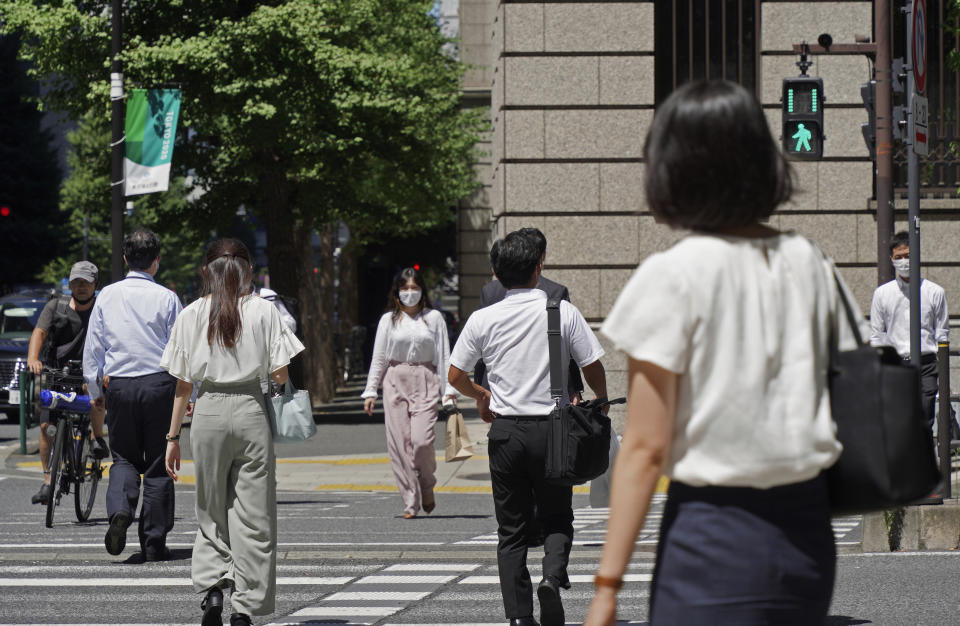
top-left (18, 369), bottom-right (33, 455)
top-left (937, 342), bottom-right (951, 498)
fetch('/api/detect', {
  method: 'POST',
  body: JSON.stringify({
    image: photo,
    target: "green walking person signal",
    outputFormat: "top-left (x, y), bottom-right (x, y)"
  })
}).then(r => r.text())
top-left (792, 123), bottom-right (812, 152)
top-left (781, 76), bottom-right (824, 159)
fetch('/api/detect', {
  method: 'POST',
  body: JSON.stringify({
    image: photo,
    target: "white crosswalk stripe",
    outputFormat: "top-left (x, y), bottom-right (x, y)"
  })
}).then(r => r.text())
top-left (454, 496), bottom-right (861, 548)
top-left (268, 562), bottom-right (481, 625)
top-left (0, 495), bottom-right (862, 626)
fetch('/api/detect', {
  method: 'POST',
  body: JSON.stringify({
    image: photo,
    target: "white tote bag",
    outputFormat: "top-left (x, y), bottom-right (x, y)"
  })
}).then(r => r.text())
top-left (266, 381), bottom-right (316, 443)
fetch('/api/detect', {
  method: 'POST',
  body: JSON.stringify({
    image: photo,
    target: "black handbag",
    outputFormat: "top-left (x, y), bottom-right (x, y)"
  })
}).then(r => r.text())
top-left (826, 268), bottom-right (940, 514)
top-left (543, 298), bottom-right (622, 486)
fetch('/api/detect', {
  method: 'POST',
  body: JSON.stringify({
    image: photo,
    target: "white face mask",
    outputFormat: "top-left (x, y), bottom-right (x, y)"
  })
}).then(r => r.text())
top-left (892, 258), bottom-right (910, 278)
top-left (398, 289), bottom-right (422, 307)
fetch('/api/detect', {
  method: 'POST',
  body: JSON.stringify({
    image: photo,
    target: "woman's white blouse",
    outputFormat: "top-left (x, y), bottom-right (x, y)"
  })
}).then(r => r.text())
top-left (160, 295), bottom-right (304, 384)
top-left (601, 232), bottom-right (863, 489)
top-left (362, 309), bottom-right (456, 399)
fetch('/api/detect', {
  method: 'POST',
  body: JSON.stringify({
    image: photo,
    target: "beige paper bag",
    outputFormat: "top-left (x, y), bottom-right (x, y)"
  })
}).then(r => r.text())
top-left (444, 409), bottom-right (474, 462)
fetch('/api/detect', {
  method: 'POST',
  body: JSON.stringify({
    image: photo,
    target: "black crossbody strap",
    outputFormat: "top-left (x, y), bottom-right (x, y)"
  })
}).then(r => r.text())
top-left (546, 298), bottom-right (563, 402)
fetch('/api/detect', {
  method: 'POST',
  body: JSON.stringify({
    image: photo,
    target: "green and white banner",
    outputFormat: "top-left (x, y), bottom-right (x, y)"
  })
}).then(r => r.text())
top-left (124, 88), bottom-right (181, 196)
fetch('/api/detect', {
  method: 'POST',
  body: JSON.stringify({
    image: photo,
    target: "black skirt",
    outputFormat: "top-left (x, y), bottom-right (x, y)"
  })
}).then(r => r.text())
top-left (650, 472), bottom-right (836, 625)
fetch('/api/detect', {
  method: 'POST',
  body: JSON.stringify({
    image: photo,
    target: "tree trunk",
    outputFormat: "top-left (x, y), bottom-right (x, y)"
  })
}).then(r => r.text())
top-left (259, 169), bottom-right (337, 405)
top-left (338, 242), bottom-right (359, 345)
top-left (307, 222), bottom-right (336, 402)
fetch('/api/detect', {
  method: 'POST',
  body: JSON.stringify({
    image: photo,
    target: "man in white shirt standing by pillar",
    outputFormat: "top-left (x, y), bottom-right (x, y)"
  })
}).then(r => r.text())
top-left (448, 230), bottom-right (608, 626)
top-left (870, 230), bottom-right (950, 432)
top-left (83, 229), bottom-right (183, 561)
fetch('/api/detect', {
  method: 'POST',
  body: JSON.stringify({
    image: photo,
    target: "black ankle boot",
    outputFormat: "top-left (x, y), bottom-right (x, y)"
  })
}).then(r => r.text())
top-left (200, 588), bottom-right (223, 626)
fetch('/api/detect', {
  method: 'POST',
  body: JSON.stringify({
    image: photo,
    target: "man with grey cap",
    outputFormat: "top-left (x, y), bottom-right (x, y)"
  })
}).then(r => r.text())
top-left (26, 260), bottom-right (108, 505)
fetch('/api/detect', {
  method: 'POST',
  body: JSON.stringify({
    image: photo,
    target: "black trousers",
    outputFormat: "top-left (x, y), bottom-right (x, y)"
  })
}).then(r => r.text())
top-left (487, 417), bottom-right (573, 619)
top-left (105, 371), bottom-right (177, 553)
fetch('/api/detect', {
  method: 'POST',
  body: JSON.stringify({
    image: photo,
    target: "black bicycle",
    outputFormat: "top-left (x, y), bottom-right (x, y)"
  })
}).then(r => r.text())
top-left (37, 363), bottom-right (103, 528)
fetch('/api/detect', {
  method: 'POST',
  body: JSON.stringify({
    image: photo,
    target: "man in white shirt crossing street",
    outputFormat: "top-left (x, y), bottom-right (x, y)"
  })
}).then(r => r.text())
top-left (83, 229), bottom-right (183, 561)
top-left (870, 231), bottom-right (950, 430)
top-left (448, 231), bottom-right (608, 626)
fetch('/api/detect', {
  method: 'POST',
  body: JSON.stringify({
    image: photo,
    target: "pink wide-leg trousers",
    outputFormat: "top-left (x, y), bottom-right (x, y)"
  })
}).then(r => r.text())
top-left (382, 361), bottom-right (440, 516)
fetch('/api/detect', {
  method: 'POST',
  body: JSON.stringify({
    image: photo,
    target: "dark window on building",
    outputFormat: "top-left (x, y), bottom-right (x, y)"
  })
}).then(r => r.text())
top-left (891, 0), bottom-right (960, 190)
top-left (655, 0), bottom-right (759, 105)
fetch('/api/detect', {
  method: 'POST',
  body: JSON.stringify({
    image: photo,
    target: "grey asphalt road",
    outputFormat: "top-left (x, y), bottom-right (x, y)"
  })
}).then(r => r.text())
top-left (2, 418), bottom-right (960, 625)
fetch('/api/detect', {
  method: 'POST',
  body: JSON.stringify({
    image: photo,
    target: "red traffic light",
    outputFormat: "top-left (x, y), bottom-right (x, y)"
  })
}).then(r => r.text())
top-left (0, 206), bottom-right (9, 217)
top-left (413, 263), bottom-right (421, 271)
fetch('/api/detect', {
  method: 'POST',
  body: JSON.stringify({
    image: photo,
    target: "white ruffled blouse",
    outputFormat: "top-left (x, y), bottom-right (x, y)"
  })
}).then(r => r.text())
top-left (362, 308), bottom-right (456, 399)
top-left (160, 294), bottom-right (304, 384)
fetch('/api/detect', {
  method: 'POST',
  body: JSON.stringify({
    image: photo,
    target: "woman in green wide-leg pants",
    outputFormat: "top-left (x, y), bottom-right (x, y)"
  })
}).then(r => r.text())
top-left (161, 238), bottom-right (304, 626)
top-left (190, 382), bottom-right (277, 616)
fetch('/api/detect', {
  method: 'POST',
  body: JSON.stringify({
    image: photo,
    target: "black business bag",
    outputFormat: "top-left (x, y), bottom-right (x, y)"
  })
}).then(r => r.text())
top-left (543, 298), bottom-right (619, 486)
top-left (827, 268), bottom-right (940, 515)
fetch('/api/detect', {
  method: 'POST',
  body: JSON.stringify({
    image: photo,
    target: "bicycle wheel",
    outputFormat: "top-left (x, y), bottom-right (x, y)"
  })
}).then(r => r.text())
top-left (74, 434), bottom-right (101, 522)
top-left (45, 419), bottom-right (68, 528)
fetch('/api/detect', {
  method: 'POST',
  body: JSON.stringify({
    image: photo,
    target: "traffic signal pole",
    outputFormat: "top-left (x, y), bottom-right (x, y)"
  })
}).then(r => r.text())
top-left (875, 0), bottom-right (895, 286)
top-left (110, 0), bottom-right (124, 283)
top-left (906, 0), bottom-right (922, 368)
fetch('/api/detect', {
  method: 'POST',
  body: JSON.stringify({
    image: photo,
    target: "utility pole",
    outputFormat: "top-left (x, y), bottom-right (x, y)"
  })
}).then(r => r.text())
top-left (110, 0), bottom-right (124, 283)
top-left (876, 0), bottom-right (894, 286)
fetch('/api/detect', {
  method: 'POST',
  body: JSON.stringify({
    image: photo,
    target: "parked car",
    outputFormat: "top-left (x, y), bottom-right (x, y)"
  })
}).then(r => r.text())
top-left (0, 291), bottom-right (48, 420)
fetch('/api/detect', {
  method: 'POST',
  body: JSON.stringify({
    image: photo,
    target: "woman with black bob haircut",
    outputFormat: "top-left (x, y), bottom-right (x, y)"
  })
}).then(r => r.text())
top-left (586, 80), bottom-right (866, 625)
top-left (362, 267), bottom-right (458, 519)
top-left (161, 238), bottom-right (304, 626)
top-left (644, 79), bottom-right (793, 231)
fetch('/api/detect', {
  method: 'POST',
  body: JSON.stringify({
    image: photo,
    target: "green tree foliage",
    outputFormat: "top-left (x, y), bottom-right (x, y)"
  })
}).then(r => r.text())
top-left (0, 34), bottom-right (63, 292)
top-left (1, 0), bottom-right (484, 401)
top-left (39, 110), bottom-right (207, 299)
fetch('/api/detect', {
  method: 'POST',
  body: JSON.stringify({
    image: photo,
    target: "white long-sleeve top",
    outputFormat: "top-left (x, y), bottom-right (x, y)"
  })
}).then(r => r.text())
top-left (869, 276), bottom-right (949, 357)
top-left (362, 308), bottom-right (457, 399)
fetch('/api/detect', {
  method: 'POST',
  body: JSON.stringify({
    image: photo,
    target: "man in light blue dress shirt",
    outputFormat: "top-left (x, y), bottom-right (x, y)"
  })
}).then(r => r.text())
top-left (83, 229), bottom-right (182, 561)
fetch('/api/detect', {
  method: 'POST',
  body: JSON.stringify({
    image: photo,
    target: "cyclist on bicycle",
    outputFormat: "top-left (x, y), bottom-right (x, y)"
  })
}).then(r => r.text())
top-left (26, 261), bottom-right (108, 505)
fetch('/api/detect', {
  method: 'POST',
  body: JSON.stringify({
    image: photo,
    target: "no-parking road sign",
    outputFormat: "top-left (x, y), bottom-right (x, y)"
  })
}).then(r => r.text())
top-left (913, 0), bottom-right (927, 94)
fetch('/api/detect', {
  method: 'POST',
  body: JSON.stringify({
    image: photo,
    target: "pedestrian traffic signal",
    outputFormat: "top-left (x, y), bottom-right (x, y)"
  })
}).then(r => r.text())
top-left (861, 80), bottom-right (877, 158)
top-left (782, 77), bottom-right (824, 159)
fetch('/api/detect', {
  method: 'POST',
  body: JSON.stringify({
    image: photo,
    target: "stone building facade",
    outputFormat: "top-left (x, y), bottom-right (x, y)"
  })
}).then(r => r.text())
top-left (457, 0), bottom-right (960, 426)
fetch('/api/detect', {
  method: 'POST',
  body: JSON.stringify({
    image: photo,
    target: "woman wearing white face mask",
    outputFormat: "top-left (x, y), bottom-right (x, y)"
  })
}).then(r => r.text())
top-left (362, 267), bottom-right (458, 518)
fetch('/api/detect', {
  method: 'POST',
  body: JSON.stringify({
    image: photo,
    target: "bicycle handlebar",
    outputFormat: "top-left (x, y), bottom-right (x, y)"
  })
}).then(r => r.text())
top-left (39, 390), bottom-right (91, 413)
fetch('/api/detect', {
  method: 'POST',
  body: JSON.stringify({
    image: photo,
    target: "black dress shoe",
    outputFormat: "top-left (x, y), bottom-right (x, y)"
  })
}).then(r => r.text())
top-left (104, 511), bottom-right (132, 556)
top-left (31, 483), bottom-right (51, 505)
top-left (201, 588), bottom-right (223, 626)
top-left (537, 577), bottom-right (564, 626)
top-left (230, 613), bottom-right (251, 626)
top-left (509, 618), bottom-right (539, 626)
top-left (144, 546), bottom-right (172, 562)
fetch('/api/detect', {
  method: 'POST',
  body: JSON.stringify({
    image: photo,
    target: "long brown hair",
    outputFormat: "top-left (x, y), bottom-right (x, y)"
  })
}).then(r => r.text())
top-left (386, 267), bottom-right (432, 324)
top-left (201, 238), bottom-right (253, 348)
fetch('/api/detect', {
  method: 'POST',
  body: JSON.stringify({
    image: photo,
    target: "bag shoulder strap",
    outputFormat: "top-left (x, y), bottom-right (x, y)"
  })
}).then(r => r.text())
top-left (55, 295), bottom-right (71, 318)
top-left (812, 236), bottom-right (866, 353)
top-left (546, 298), bottom-right (563, 401)
top-left (831, 267), bottom-right (866, 348)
